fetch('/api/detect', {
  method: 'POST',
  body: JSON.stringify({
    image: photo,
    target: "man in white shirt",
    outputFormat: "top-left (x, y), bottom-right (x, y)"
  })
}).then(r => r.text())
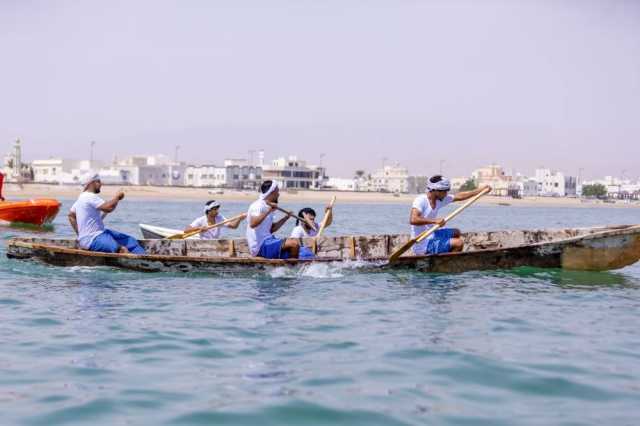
top-left (68, 172), bottom-right (145, 254)
top-left (246, 181), bottom-right (300, 259)
top-left (183, 200), bottom-right (245, 240)
top-left (410, 175), bottom-right (490, 255)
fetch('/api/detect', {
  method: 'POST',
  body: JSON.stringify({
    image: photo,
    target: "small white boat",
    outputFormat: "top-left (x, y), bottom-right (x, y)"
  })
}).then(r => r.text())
top-left (139, 223), bottom-right (200, 240)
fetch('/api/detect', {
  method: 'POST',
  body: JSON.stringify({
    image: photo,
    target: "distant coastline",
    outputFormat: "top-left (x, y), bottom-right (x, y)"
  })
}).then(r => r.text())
top-left (6, 183), bottom-right (640, 208)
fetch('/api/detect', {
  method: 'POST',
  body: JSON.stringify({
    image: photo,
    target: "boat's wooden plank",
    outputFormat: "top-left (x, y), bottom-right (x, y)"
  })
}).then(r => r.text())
top-left (184, 239), bottom-right (253, 258)
top-left (140, 239), bottom-right (186, 256)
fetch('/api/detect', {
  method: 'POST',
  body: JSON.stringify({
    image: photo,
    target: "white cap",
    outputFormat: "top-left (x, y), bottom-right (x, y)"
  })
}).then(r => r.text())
top-left (80, 171), bottom-right (100, 188)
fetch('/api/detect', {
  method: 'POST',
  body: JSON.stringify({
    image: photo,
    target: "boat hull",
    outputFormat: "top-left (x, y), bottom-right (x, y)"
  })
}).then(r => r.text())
top-left (0, 199), bottom-right (61, 226)
top-left (6, 225), bottom-right (640, 274)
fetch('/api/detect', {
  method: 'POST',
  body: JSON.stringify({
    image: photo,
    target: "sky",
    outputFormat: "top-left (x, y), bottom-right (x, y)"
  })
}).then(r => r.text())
top-left (1, 0), bottom-right (639, 179)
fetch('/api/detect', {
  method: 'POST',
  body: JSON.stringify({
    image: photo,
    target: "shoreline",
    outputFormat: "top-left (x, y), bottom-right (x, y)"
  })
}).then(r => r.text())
top-left (4, 183), bottom-right (640, 208)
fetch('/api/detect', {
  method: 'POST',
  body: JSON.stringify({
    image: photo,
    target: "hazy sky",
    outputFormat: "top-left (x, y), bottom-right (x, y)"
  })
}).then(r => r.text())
top-left (2, 0), bottom-right (639, 179)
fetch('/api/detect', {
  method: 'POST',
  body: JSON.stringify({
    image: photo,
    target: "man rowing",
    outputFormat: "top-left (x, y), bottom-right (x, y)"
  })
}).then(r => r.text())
top-left (68, 172), bottom-right (145, 254)
top-left (183, 200), bottom-right (246, 239)
top-left (410, 175), bottom-right (491, 255)
top-left (246, 180), bottom-right (300, 259)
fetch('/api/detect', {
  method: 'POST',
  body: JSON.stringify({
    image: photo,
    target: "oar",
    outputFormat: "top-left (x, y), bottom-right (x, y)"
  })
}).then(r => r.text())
top-left (312, 196), bottom-right (336, 253)
top-left (166, 213), bottom-right (246, 240)
top-left (270, 205), bottom-right (318, 232)
top-left (388, 187), bottom-right (490, 262)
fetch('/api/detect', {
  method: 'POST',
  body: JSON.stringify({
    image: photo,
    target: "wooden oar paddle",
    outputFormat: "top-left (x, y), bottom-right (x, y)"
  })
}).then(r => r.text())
top-left (388, 187), bottom-right (490, 263)
top-left (312, 196), bottom-right (336, 253)
top-left (166, 213), bottom-right (246, 240)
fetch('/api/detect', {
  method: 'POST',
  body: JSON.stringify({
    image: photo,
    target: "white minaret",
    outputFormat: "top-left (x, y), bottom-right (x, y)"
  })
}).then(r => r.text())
top-left (13, 138), bottom-right (22, 178)
top-left (258, 150), bottom-right (265, 167)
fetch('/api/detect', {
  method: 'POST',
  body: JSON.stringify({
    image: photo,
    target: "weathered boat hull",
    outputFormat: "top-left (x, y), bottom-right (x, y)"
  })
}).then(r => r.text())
top-left (6, 225), bottom-right (640, 274)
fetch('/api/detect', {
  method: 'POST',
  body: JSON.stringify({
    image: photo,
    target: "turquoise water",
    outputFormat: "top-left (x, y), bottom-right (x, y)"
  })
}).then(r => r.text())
top-left (1, 199), bottom-right (640, 425)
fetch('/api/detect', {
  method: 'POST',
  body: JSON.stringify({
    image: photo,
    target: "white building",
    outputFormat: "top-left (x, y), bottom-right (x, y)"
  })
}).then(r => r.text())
top-left (508, 179), bottom-right (538, 198)
top-left (185, 162), bottom-right (261, 189)
top-left (261, 156), bottom-right (326, 190)
top-left (102, 155), bottom-right (186, 186)
top-left (582, 176), bottom-right (640, 200)
top-left (31, 154), bottom-right (186, 186)
top-left (368, 165), bottom-right (427, 194)
top-left (32, 158), bottom-right (105, 184)
top-left (534, 168), bottom-right (576, 197)
top-left (370, 165), bottom-right (410, 193)
top-left (326, 177), bottom-right (358, 191)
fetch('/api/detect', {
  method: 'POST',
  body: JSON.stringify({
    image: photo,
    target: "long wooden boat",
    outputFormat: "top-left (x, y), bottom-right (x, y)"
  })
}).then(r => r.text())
top-left (6, 225), bottom-right (640, 274)
top-left (0, 199), bottom-right (61, 226)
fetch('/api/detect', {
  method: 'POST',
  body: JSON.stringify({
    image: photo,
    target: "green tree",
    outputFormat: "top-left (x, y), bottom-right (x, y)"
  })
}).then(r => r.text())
top-left (459, 178), bottom-right (477, 192)
top-left (581, 183), bottom-right (607, 198)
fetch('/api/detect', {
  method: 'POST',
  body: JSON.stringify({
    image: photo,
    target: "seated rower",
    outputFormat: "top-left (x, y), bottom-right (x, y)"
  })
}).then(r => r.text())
top-left (289, 205), bottom-right (333, 239)
top-left (183, 200), bottom-right (245, 239)
top-left (68, 172), bottom-right (145, 254)
top-left (289, 205), bottom-right (334, 259)
top-left (246, 180), bottom-right (300, 259)
top-left (410, 175), bottom-right (491, 255)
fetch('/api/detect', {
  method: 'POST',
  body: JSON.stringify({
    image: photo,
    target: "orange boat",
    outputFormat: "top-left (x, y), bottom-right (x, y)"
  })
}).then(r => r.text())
top-left (0, 199), bottom-right (61, 226)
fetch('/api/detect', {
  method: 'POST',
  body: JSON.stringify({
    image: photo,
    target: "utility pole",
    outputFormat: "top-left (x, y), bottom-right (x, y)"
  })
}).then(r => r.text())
top-left (90, 140), bottom-right (96, 163)
top-left (174, 145), bottom-right (180, 163)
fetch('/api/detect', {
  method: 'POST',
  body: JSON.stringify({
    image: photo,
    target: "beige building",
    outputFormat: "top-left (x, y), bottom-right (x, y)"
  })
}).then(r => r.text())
top-left (472, 164), bottom-right (512, 196)
top-left (261, 156), bottom-right (326, 190)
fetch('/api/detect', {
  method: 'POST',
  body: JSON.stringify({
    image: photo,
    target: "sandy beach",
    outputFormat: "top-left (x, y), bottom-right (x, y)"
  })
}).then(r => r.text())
top-left (4, 183), bottom-right (639, 209)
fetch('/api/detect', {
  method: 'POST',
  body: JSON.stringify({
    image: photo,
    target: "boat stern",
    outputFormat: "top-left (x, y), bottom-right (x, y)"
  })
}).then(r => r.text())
top-left (561, 230), bottom-right (640, 271)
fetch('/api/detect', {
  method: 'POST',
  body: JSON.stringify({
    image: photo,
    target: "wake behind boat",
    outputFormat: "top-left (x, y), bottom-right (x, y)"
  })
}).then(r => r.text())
top-left (6, 225), bottom-right (640, 274)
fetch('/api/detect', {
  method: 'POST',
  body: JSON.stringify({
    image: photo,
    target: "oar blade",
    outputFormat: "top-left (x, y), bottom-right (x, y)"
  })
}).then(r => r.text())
top-left (388, 238), bottom-right (417, 262)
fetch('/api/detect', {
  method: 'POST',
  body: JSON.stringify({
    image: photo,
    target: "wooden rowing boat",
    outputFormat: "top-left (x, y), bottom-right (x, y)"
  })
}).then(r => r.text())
top-left (6, 225), bottom-right (640, 274)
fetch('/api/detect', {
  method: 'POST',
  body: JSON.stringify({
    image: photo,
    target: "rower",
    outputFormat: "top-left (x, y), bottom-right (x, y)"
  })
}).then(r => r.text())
top-left (289, 205), bottom-right (333, 239)
top-left (246, 180), bottom-right (300, 259)
top-left (68, 172), bottom-right (145, 254)
top-left (183, 200), bottom-right (245, 239)
top-left (410, 175), bottom-right (491, 255)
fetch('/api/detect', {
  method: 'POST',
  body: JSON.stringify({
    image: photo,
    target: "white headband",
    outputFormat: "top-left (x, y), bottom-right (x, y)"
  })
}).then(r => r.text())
top-left (427, 178), bottom-right (451, 192)
top-left (204, 200), bottom-right (221, 214)
top-left (259, 181), bottom-right (279, 200)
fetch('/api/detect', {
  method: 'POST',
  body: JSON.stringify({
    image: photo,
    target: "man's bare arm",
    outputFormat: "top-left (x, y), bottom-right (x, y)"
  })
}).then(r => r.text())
top-left (270, 215), bottom-right (290, 233)
top-left (453, 185), bottom-right (491, 202)
top-left (409, 208), bottom-right (445, 227)
top-left (98, 191), bottom-right (125, 214)
top-left (68, 211), bottom-right (79, 235)
top-left (250, 208), bottom-right (276, 229)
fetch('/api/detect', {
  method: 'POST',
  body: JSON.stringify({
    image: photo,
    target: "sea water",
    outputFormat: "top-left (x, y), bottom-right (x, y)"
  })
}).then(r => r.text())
top-left (1, 199), bottom-right (639, 425)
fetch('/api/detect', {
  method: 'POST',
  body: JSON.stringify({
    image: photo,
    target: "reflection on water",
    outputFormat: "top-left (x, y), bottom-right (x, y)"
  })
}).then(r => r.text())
top-left (1, 202), bottom-right (640, 425)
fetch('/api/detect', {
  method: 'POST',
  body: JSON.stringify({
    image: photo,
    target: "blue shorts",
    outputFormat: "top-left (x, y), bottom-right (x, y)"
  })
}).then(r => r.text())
top-left (299, 246), bottom-right (315, 260)
top-left (89, 229), bottom-right (146, 254)
top-left (257, 236), bottom-right (289, 259)
top-left (423, 228), bottom-right (455, 255)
